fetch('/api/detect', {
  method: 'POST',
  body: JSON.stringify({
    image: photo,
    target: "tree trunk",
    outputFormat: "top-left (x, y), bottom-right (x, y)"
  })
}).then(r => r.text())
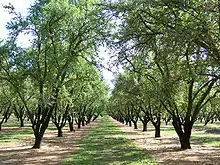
top-left (172, 120), bottom-right (192, 150)
top-left (20, 118), bottom-right (24, 127)
top-left (32, 133), bottom-right (42, 149)
top-left (82, 119), bottom-right (85, 126)
top-left (0, 124), bottom-right (2, 131)
top-left (129, 121), bottom-right (132, 127)
top-left (77, 122), bottom-right (81, 129)
top-left (155, 125), bottom-right (160, 137)
top-left (133, 121), bottom-right (138, 129)
top-left (142, 122), bottom-right (147, 132)
top-left (204, 119), bottom-right (209, 126)
top-left (125, 120), bottom-right (128, 125)
top-left (179, 134), bottom-right (191, 149)
top-left (57, 127), bottom-right (63, 137)
top-left (69, 121), bottom-right (74, 131)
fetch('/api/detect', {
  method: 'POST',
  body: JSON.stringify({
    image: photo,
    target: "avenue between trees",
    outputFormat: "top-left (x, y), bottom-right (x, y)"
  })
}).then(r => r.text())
top-left (0, 0), bottom-right (219, 160)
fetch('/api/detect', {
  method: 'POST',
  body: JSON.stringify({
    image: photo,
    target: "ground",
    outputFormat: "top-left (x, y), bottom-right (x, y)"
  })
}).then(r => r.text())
top-left (111, 119), bottom-right (220, 165)
top-left (0, 121), bottom-right (99, 165)
top-left (0, 117), bottom-right (220, 165)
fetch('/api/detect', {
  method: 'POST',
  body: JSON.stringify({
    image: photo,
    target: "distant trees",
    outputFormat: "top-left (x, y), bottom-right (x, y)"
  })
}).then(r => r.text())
top-left (0, 0), bottom-right (108, 148)
top-left (0, 0), bottom-right (219, 151)
top-left (106, 0), bottom-right (220, 150)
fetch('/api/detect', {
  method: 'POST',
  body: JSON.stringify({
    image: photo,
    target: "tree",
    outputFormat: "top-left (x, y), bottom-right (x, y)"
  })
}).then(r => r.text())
top-left (1, 0), bottom-right (108, 148)
top-left (104, 0), bottom-right (220, 149)
top-left (0, 82), bottom-right (12, 131)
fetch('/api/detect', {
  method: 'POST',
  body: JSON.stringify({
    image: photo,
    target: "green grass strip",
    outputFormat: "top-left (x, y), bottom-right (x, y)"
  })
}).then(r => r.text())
top-left (0, 128), bottom-right (33, 145)
top-left (62, 116), bottom-right (157, 165)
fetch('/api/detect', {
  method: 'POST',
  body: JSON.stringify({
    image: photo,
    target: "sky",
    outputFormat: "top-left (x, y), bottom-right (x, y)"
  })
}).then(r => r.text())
top-left (0, 0), bottom-right (115, 89)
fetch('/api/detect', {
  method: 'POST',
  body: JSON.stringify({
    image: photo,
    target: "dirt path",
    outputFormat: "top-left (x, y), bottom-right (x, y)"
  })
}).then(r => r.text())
top-left (111, 118), bottom-right (220, 165)
top-left (0, 120), bottom-right (99, 165)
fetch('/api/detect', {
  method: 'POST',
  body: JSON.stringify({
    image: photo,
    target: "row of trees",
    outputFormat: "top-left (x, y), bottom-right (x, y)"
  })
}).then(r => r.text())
top-left (0, 0), bottom-right (219, 151)
top-left (0, 0), bottom-right (108, 149)
top-left (106, 0), bottom-right (220, 150)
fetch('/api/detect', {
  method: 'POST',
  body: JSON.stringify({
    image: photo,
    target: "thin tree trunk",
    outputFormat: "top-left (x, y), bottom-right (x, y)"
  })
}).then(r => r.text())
top-left (129, 121), bottom-right (132, 127)
top-left (57, 127), bottom-right (63, 137)
top-left (82, 119), bottom-right (85, 126)
top-left (77, 121), bottom-right (81, 129)
top-left (155, 125), bottom-right (160, 137)
top-left (20, 118), bottom-right (24, 127)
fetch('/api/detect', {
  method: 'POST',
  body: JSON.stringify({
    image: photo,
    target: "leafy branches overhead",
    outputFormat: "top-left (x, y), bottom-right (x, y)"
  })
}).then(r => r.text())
top-left (0, 0), bottom-right (109, 148)
top-left (106, 0), bottom-right (220, 150)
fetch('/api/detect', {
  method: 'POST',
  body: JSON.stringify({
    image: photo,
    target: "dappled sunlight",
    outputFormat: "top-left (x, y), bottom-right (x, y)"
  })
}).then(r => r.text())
top-left (62, 116), bottom-right (156, 165)
top-left (111, 118), bottom-right (220, 165)
top-left (0, 120), bottom-right (100, 165)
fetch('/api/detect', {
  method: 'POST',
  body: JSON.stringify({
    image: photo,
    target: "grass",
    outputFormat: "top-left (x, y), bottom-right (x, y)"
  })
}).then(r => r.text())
top-left (191, 132), bottom-right (220, 147)
top-left (0, 119), bottom-right (57, 146)
top-left (0, 128), bottom-right (33, 146)
top-left (137, 121), bottom-right (220, 148)
top-left (62, 116), bottom-right (157, 165)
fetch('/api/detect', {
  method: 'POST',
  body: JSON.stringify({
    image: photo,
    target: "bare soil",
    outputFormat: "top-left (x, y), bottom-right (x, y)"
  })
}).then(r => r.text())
top-left (0, 120), bottom-right (99, 165)
top-left (111, 118), bottom-right (220, 165)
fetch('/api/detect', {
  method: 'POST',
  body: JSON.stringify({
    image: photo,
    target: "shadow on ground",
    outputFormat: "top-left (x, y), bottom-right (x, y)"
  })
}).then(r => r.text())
top-left (62, 117), bottom-right (155, 165)
top-left (111, 118), bottom-right (220, 165)
top-left (0, 121), bottom-right (99, 165)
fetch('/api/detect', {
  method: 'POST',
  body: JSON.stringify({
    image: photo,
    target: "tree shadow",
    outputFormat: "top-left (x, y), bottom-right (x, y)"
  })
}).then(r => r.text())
top-left (111, 118), bottom-right (220, 165)
top-left (0, 120), bottom-right (100, 165)
top-left (62, 118), bottom-right (155, 165)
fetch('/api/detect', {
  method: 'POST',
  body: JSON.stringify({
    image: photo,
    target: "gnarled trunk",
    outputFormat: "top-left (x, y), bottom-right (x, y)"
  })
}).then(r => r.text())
top-left (173, 120), bottom-right (192, 150)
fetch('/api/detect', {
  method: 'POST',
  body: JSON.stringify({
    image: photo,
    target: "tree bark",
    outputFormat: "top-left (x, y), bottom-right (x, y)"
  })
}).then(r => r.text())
top-left (142, 122), bottom-right (147, 131)
top-left (82, 119), bottom-right (85, 126)
top-left (68, 121), bottom-right (74, 131)
top-left (133, 121), bottom-right (138, 129)
top-left (129, 121), bottom-right (132, 127)
top-left (179, 134), bottom-right (191, 149)
top-left (57, 127), bottom-right (63, 137)
top-left (77, 121), bottom-right (81, 129)
top-left (155, 125), bottom-right (160, 137)
top-left (172, 120), bottom-right (192, 150)
top-left (32, 132), bottom-right (42, 149)
top-left (20, 118), bottom-right (24, 127)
